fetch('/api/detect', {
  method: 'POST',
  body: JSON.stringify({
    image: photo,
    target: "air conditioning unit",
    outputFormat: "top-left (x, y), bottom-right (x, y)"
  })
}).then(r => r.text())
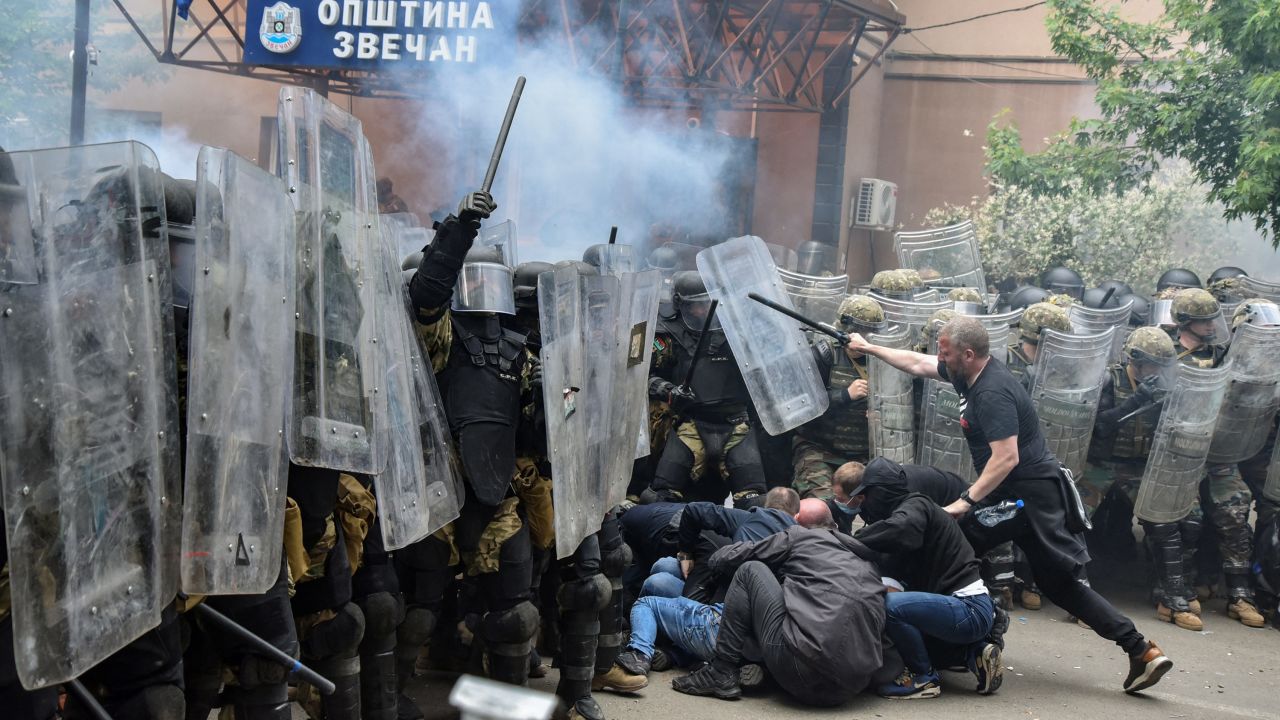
top-left (852, 178), bottom-right (897, 230)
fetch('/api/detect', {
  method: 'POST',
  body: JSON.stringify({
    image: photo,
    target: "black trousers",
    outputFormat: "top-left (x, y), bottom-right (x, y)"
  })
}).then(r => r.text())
top-left (965, 491), bottom-right (1146, 658)
top-left (713, 562), bottom-right (847, 707)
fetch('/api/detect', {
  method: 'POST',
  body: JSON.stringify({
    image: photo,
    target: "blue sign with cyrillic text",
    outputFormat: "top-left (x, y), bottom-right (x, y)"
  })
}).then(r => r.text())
top-left (242, 0), bottom-right (512, 71)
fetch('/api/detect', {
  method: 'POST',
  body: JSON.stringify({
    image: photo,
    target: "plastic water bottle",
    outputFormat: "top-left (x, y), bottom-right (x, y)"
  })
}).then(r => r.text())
top-left (974, 499), bottom-right (1024, 528)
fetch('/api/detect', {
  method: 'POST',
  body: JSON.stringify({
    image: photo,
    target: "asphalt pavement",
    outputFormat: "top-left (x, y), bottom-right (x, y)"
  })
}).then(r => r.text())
top-left (403, 550), bottom-right (1280, 720)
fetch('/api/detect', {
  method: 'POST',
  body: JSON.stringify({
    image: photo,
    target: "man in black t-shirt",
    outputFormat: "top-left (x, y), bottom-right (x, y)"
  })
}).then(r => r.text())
top-left (848, 315), bottom-right (1172, 695)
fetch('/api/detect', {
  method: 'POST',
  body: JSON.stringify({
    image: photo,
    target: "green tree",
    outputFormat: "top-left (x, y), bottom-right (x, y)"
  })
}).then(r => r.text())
top-left (1, 0), bottom-right (166, 150)
top-left (983, 111), bottom-right (1149, 196)
top-left (1046, 0), bottom-right (1280, 243)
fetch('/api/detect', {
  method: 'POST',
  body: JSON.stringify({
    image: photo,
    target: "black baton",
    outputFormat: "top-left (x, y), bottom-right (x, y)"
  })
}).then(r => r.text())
top-left (681, 299), bottom-right (719, 389)
top-left (483, 76), bottom-right (526, 193)
top-left (747, 292), bottom-right (849, 344)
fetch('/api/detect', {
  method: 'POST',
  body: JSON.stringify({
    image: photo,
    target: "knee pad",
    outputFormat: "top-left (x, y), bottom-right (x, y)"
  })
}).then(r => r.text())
top-left (302, 603), bottom-right (366, 660)
top-left (357, 591), bottom-right (405, 641)
top-left (601, 543), bottom-right (633, 579)
top-left (1144, 521), bottom-right (1180, 545)
top-left (236, 653), bottom-right (291, 691)
top-left (482, 601), bottom-right (540, 646)
top-left (557, 575), bottom-right (612, 615)
top-left (731, 490), bottom-right (763, 509)
top-left (101, 684), bottom-right (184, 720)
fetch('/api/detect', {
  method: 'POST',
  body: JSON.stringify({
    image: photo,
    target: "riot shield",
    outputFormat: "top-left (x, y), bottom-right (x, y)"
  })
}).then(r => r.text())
top-left (867, 327), bottom-right (916, 464)
top-left (1205, 323), bottom-right (1280, 464)
top-left (765, 242), bottom-right (798, 272)
top-left (382, 211), bottom-right (431, 261)
top-left (540, 266), bottom-right (623, 558)
top-left (368, 221), bottom-right (438, 550)
top-left (1029, 328), bottom-right (1114, 479)
top-left (1068, 300), bottom-right (1133, 363)
top-left (593, 243), bottom-right (640, 278)
top-left (406, 291), bottom-right (463, 537)
top-left (277, 86), bottom-right (387, 474)
top-left (180, 147), bottom-right (294, 596)
top-left (1133, 361), bottom-right (1233, 524)
top-left (0, 142), bottom-right (180, 689)
top-left (479, 219), bottom-right (519, 268)
top-left (975, 308), bottom-right (1021, 363)
top-left (664, 241), bottom-right (702, 271)
top-left (778, 268), bottom-right (848, 325)
top-left (695, 236), bottom-right (829, 436)
top-left (1239, 275), bottom-right (1280, 304)
top-left (1265, 428), bottom-right (1280, 504)
top-left (613, 270), bottom-right (663, 462)
top-left (894, 220), bottom-right (986, 292)
top-left (916, 378), bottom-right (976, 484)
top-left (875, 294), bottom-right (951, 346)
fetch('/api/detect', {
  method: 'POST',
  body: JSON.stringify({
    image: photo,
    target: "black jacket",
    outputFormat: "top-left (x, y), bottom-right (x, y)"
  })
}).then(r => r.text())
top-left (709, 526), bottom-right (885, 701)
top-left (862, 457), bottom-right (967, 507)
top-left (856, 494), bottom-right (982, 596)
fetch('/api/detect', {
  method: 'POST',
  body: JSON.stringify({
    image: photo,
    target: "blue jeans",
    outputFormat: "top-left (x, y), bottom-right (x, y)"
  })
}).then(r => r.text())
top-left (640, 556), bottom-right (685, 598)
top-left (627, 596), bottom-right (721, 663)
top-left (885, 591), bottom-right (995, 674)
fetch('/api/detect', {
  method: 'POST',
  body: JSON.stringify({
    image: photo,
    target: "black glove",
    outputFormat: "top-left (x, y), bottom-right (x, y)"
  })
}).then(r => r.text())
top-left (668, 384), bottom-right (697, 414)
top-left (528, 358), bottom-right (543, 393)
top-left (406, 191), bottom-right (497, 313)
top-left (457, 191), bottom-right (497, 231)
top-left (1135, 374), bottom-right (1168, 404)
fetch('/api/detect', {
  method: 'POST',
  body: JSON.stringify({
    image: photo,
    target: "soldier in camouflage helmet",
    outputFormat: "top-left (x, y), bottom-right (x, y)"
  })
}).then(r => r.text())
top-left (1082, 328), bottom-right (1205, 630)
top-left (1004, 301), bottom-right (1073, 610)
top-left (899, 268), bottom-right (925, 292)
top-left (1008, 302), bottom-right (1073, 388)
top-left (791, 295), bottom-right (885, 499)
top-left (1209, 277), bottom-right (1248, 305)
top-left (1230, 298), bottom-right (1280, 331)
top-left (914, 308), bottom-right (957, 354)
top-left (1045, 293), bottom-right (1075, 309)
top-left (869, 269), bottom-right (916, 300)
top-left (947, 287), bottom-right (984, 304)
top-left (1167, 288), bottom-right (1265, 627)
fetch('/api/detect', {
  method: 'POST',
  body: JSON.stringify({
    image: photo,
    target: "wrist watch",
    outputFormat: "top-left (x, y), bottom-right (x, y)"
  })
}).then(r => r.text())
top-left (959, 490), bottom-right (976, 505)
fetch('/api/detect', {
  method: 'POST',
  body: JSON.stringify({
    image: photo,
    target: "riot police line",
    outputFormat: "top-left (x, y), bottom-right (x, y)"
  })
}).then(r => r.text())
top-left (2, 84), bottom-right (1280, 720)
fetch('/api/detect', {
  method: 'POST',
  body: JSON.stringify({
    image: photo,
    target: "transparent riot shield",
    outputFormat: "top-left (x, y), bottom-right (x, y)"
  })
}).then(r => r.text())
top-left (875, 295), bottom-right (952, 347)
top-left (180, 147), bottom-right (294, 596)
top-left (583, 274), bottom-right (624, 515)
top-left (975, 308), bottom-right (1021, 364)
top-left (0, 141), bottom-right (180, 689)
top-left (406, 291), bottom-right (463, 537)
top-left (1205, 323), bottom-right (1280, 464)
top-left (368, 221), bottom-right (435, 550)
top-left (480, 219), bottom-right (519, 268)
top-left (611, 270), bottom-right (663, 462)
top-left (894, 220), bottom-right (986, 292)
top-left (1029, 328), bottom-right (1115, 479)
top-left (1069, 300), bottom-right (1133, 363)
top-left (664, 241), bottom-right (702, 271)
top-left (1133, 361), bottom-right (1234, 524)
top-left (778, 269), bottom-right (848, 325)
top-left (591, 243), bottom-right (639, 277)
top-left (695, 236), bottom-right (829, 436)
top-left (1265, 429), bottom-right (1280, 504)
top-left (382, 211), bottom-right (431, 262)
top-left (765, 242), bottom-right (798, 272)
top-left (916, 379), bottom-right (976, 484)
top-left (540, 266), bottom-right (622, 558)
top-left (278, 86), bottom-right (388, 474)
top-left (1239, 275), bottom-right (1280, 304)
top-left (867, 327), bottom-right (916, 464)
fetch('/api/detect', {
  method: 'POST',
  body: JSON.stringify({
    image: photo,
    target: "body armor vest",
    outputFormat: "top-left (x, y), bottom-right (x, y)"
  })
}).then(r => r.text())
top-left (660, 316), bottom-right (750, 420)
top-left (439, 315), bottom-right (527, 430)
top-left (801, 355), bottom-right (870, 459)
top-left (1109, 366), bottom-right (1157, 461)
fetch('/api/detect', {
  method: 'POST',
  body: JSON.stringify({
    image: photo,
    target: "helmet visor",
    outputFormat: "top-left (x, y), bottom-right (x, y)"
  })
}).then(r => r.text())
top-left (1149, 299), bottom-right (1174, 328)
top-left (453, 262), bottom-right (515, 315)
top-left (679, 292), bottom-right (722, 332)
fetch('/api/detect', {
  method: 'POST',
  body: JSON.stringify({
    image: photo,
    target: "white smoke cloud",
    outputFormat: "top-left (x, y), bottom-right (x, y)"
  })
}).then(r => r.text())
top-left (376, 21), bottom-right (737, 266)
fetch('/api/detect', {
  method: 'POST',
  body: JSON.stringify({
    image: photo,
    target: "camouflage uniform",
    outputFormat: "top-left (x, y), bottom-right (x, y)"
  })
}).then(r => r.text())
top-left (1171, 288), bottom-right (1263, 625)
top-left (791, 296), bottom-right (884, 498)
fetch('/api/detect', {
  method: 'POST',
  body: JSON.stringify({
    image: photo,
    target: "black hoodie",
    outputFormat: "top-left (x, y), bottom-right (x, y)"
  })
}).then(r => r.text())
top-left (854, 469), bottom-right (982, 596)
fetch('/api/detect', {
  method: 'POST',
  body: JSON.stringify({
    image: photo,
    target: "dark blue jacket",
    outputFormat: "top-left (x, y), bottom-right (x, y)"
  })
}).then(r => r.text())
top-left (677, 502), bottom-right (796, 553)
